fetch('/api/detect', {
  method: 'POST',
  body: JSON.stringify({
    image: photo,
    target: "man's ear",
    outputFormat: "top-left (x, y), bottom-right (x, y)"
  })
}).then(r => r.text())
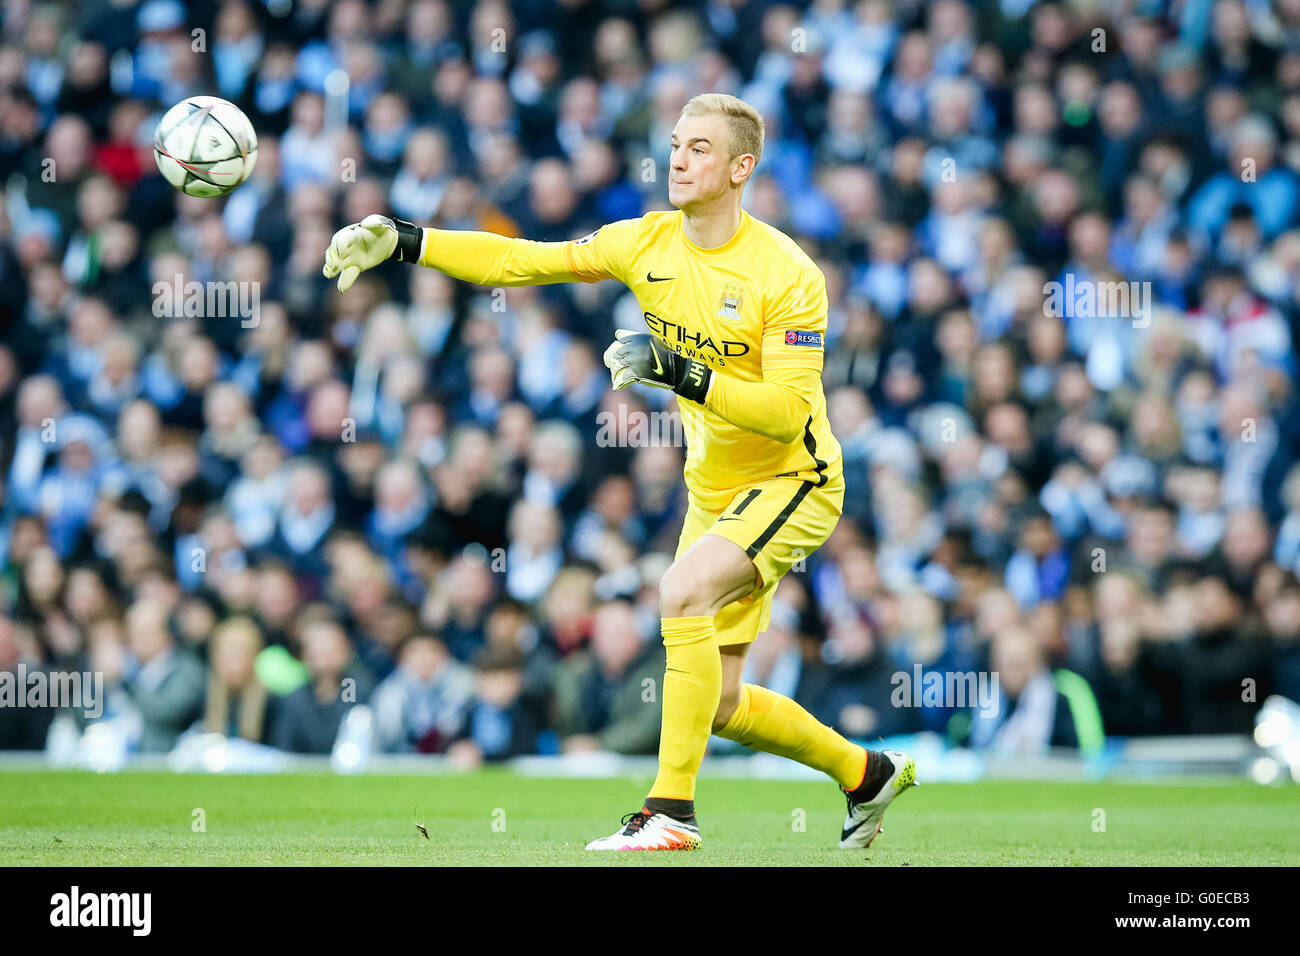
top-left (731, 153), bottom-right (757, 187)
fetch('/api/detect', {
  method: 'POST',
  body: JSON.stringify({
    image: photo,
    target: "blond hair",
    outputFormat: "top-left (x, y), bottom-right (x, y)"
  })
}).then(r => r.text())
top-left (204, 616), bottom-right (268, 743)
top-left (680, 93), bottom-right (765, 166)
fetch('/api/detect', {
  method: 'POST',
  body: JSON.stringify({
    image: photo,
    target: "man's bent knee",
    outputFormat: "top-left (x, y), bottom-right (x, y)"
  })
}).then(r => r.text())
top-left (660, 539), bottom-right (757, 619)
top-left (659, 561), bottom-right (726, 618)
top-left (712, 687), bottom-right (741, 733)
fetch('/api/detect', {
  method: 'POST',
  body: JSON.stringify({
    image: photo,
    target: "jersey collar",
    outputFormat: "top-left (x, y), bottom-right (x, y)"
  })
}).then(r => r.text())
top-left (678, 209), bottom-right (753, 256)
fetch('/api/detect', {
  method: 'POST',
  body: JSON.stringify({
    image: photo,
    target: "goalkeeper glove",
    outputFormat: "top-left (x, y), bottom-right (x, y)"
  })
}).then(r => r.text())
top-left (602, 329), bottom-right (712, 404)
top-left (322, 214), bottom-right (423, 292)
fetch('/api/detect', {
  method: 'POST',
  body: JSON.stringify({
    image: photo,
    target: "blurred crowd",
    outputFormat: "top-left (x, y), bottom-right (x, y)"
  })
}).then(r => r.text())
top-left (2, 0), bottom-right (1300, 764)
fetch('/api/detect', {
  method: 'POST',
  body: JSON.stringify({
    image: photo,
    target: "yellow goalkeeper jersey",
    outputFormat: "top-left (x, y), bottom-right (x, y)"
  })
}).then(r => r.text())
top-left (417, 209), bottom-right (843, 508)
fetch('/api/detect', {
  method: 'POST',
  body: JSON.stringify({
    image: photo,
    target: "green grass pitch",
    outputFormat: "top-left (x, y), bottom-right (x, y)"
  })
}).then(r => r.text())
top-left (2, 769), bottom-right (1297, 865)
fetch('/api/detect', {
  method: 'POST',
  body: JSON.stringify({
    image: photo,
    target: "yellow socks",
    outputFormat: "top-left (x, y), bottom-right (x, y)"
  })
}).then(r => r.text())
top-left (648, 616), bottom-right (721, 802)
top-left (716, 683), bottom-right (867, 790)
top-left (647, 619), bottom-right (869, 805)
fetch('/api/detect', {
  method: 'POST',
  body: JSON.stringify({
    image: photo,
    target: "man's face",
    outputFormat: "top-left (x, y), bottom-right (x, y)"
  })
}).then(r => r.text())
top-left (668, 113), bottom-right (748, 210)
top-left (127, 605), bottom-right (169, 662)
top-left (303, 627), bottom-right (347, 677)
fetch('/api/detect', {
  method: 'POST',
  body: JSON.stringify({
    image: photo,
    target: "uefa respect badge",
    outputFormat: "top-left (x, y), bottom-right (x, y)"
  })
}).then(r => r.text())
top-left (785, 330), bottom-right (822, 347)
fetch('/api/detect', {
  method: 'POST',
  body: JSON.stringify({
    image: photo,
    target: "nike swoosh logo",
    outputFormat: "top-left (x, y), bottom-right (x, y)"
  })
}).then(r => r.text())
top-left (650, 348), bottom-right (664, 376)
top-left (646, 272), bottom-right (674, 282)
top-left (715, 517), bottom-right (742, 522)
top-left (840, 819), bottom-right (868, 842)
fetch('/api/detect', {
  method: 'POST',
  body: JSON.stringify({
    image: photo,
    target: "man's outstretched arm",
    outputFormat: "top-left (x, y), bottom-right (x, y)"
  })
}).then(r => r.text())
top-left (323, 214), bottom-right (633, 291)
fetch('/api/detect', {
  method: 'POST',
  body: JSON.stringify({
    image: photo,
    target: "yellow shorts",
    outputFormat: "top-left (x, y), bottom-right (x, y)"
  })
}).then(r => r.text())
top-left (675, 472), bottom-right (845, 646)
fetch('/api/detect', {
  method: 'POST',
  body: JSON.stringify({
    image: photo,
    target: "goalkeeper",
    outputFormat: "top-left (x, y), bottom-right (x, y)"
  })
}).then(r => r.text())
top-left (324, 93), bottom-right (915, 851)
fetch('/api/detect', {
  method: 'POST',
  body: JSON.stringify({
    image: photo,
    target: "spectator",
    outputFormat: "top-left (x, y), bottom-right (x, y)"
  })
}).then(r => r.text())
top-left (0, 618), bottom-right (54, 749)
top-left (272, 618), bottom-right (371, 753)
top-left (123, 598), bottom-right (205, 753)
top-left (808, 607), bottom-right (920, 740)
top-left (552, 600), bottom-right (663, 754)
top-left (372, 633), bottom-right (474, 753)
top-left (969, 627), bottom-right (1080, 753)
top-left (203, 616), bottom-right (275, 744)
top-left (1004, 509), bottom-right (1071, 608)
top-left (456, 643), bottom-right (548, 762)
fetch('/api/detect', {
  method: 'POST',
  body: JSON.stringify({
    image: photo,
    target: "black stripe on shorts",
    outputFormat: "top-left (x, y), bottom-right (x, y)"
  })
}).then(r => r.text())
top-left (745, 480), bottom-right (815, 559)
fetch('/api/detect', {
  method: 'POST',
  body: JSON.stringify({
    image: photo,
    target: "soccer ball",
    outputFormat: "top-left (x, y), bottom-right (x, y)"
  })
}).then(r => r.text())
top-left (153, 96), bottom-right (258, 198)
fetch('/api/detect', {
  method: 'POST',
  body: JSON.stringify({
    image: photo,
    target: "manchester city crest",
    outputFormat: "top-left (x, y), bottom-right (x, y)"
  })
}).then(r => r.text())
top-left (717, 284), bottom-right (743, 320)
